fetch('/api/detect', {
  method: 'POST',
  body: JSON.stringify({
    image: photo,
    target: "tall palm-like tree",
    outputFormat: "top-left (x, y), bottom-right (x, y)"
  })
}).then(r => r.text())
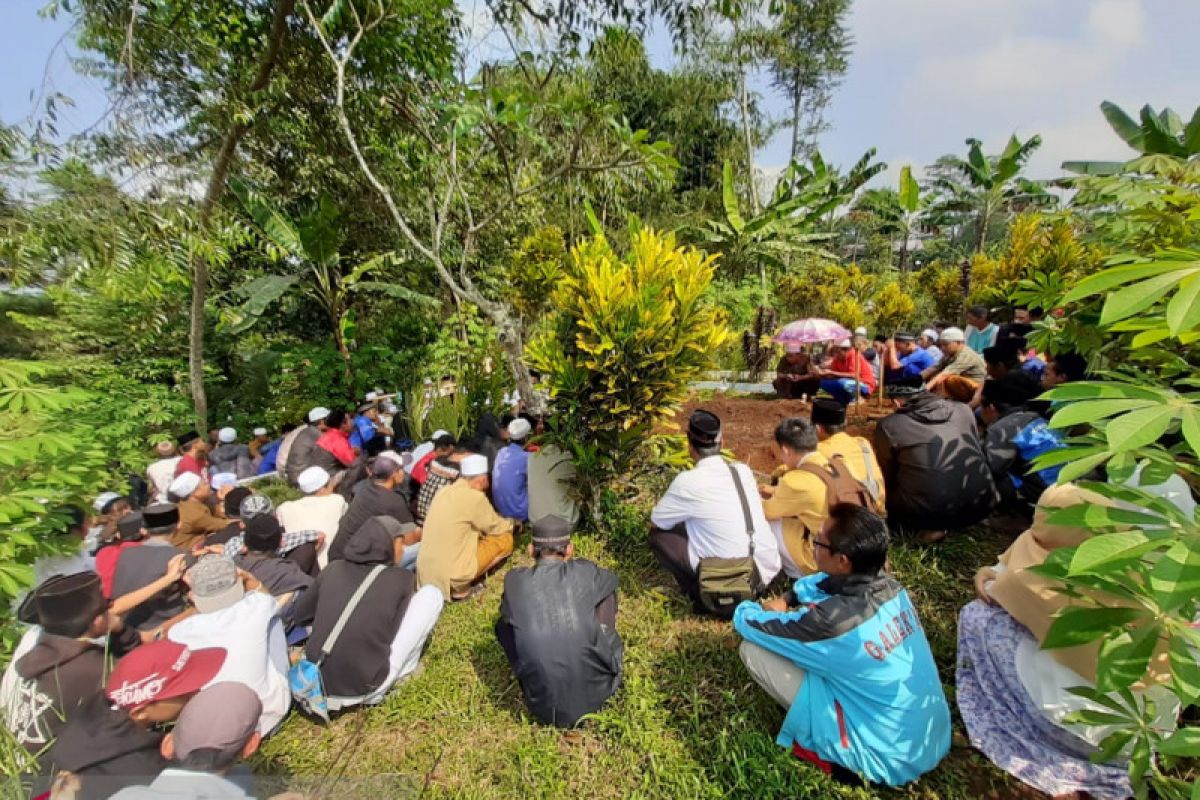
top-left (854, 165), bottom-right (924, 270)
top-left (926, 134), bottom-right (1055, 253)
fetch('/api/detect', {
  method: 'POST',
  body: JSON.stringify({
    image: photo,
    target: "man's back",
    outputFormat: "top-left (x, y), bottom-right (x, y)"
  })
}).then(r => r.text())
top-left (111, 542), bottom-right (186, 631)
top-left (734, 572), bottom-right (950, 785)
top-left (527, 445), bottom-right (579, 527)
top-left (285, 426), bottom-right (322, 485)
top-left (817, 432), bottom-right (887, 509)
top-left (649, 456), bottom-right (781, 582)
top-left (873, 394), bottom-right (994, 528)
top-left (499, 558), bottom-right (622, 727)
top-left (492, 444), bottom-right (531, 520)
top-left (332, 481), bottom-right (413, 561)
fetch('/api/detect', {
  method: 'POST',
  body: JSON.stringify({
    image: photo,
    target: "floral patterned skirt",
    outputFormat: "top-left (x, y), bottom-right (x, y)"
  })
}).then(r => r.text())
top-left (956, 600), bottom-right (1131, 799)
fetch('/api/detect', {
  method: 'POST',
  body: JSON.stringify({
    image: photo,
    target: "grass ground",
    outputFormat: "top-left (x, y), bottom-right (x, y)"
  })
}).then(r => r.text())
top-left (254, 491), bottom-right (1039, 800)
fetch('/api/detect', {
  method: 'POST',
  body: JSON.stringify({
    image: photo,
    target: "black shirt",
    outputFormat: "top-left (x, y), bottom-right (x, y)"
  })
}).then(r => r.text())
top-left (330, 481), bottom-right (415, 562)
top-left (496, 558), bottom-right (623, 727)
top-left (110, 539), bottom-right (187, 631)
top-left (291, 560), bottom-right (416, 698)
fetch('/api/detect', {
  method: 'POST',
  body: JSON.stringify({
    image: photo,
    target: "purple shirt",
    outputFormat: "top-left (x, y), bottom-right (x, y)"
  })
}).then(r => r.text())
top-left (492, 443), bottom-right (531, 521)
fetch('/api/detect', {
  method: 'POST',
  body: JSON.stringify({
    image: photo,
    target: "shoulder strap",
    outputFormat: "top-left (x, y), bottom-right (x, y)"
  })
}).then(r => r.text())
top-left (855, 438), bottom-right (882, 502)
top-left (318, 564), bottom-right (386, 664)
top-left (726, 463), bottom-right (756, 558)
top-left (796, 462), bottom-right (838, 511)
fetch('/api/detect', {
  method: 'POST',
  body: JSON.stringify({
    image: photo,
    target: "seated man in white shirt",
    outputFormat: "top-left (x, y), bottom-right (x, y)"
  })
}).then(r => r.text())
top-left (168, 555), bottom-right (291, 736)
top-left (649, 410), bottom-right (781, 617)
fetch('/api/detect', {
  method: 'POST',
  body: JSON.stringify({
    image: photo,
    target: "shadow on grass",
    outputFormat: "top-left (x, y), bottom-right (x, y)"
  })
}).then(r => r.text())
top-left (468, 625), bottom-right (530, 725)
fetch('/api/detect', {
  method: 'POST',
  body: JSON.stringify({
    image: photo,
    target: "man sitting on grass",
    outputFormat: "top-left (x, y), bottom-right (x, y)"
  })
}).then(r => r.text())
top-left (417, 454), bottom-right (515, 601)
top-left (649, 410), bottom-right (780, 616)
top-left (496, 515), bottom-right (623, 728)
top-left (734, 505), bottom-right (950, 787)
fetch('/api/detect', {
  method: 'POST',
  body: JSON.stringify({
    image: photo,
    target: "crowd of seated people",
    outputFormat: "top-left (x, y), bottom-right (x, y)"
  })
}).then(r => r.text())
top-left (4, 311), bottom-right (1192, 799)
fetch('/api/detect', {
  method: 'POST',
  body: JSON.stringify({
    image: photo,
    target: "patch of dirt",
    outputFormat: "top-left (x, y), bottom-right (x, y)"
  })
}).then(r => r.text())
top-left (676, 393), bottom-right (895, 475)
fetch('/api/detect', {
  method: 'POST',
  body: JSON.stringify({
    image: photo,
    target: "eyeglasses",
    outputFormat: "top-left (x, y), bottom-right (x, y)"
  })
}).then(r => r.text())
top-left (812, 538), bottom-right (837, 554)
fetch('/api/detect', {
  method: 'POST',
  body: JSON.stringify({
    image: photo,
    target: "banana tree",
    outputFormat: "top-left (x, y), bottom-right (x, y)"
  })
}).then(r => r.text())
top-left (926, 134), bottom-right (1055, 253)
top-left (854, 164), bottom-right (924, 270)
top-left (693, 149), bottom-right (878, 290)
top-left (1063, 102), bottom-right (1200, 176)
top-left (226, 185), bottom-right (435, 384)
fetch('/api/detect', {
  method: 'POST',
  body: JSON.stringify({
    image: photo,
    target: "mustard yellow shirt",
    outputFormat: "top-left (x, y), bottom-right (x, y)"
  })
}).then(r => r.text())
top-left (762, 452), bottom-right (830, 575)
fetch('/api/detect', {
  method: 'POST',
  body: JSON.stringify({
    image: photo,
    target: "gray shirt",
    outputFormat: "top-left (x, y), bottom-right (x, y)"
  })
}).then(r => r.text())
top-left (110, 539), bottom-right (187, 632)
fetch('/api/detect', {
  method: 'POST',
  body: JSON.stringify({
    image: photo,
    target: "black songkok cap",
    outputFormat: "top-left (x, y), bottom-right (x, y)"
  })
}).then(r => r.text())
top-left (810, 398), bottom-right (847, 427)
top-left (177, 431), bottom-right (200, 448)
top-left (893, 331), bottom-right (917, 342)
top-left (143, 502), bottom-right (180, 529)
top-left (531, 515), bottom-right (572, 548)
top-left (687, 409), bottom-right (722, 446)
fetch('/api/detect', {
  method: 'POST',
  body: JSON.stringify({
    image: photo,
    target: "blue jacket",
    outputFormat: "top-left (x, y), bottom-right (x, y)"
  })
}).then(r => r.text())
top-left (734, 572), bottom-right (950, 786)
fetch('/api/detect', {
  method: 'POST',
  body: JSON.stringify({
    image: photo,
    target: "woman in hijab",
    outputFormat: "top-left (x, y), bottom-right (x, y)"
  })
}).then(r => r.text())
top-left (957, 480), bottom-right (1190, 799)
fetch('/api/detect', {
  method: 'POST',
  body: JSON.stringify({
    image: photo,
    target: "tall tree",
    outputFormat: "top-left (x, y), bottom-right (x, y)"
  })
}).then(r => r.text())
top-left (301, 0), bottom-right (675, 411)
top-left (63, 0), bottom-right (456, 429)
top-left (768, 0), bottom-right (852, 163)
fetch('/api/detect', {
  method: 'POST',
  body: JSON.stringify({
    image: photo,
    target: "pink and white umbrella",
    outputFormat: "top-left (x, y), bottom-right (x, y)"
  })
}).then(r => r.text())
top-left (774, 318), bottom-right (852, 346)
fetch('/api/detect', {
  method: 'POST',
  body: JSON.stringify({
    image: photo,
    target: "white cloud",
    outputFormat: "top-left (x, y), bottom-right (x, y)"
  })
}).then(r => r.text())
top-left (1087, 0), bottom-right (1146, 46)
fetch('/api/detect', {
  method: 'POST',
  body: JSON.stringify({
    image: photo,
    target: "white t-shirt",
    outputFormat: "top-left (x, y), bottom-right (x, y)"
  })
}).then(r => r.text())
top-left (147, 456), bottom-right (182, 503)
top-left (168, 591), bottom-right (290, 735)
top-left (650, 456), bottom-right (782, 583)
top-left (277, 495), bottom-right (348, 568)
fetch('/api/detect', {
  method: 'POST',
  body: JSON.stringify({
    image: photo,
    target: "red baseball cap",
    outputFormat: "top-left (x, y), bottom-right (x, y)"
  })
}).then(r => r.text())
top-left (106, 640), bottom-right (226, 710)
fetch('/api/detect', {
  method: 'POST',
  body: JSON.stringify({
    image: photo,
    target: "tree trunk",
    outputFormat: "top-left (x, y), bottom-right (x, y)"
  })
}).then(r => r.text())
top-left (185, 0), bottom-right (295, 432)
top-left (490, 307), bottom-right (542, 415)
top-left (897, 233), bottom-right (909, 271)
top-left (788, 82), bottom-right (804, 164)
top-left (331, 308), bottom-right (353, 393)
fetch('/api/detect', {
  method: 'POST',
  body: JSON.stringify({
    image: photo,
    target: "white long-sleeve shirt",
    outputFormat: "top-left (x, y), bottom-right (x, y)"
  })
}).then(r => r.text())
top-left (650, 456), bottom-right (781, 583)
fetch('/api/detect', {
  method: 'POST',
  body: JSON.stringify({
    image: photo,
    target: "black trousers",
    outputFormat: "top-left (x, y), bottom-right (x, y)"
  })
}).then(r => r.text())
top-left (648, 525), bottom-right (703, 609)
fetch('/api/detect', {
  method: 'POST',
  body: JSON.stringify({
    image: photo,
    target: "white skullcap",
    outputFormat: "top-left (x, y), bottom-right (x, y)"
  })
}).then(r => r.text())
top-left (211, 473), bottom-right (238, 490)
top-left (384, 403), bottom-right (399, 414)
top-left (218, 427), bottom-right (236, 443)
top-left (377, 450), bottom-right (405, 468)
top-left (297, 466), bottom-right (331, 494)
top-left (252, 427), bottom-right (267, 437)
top-left (507, 418), bottom-right (532, 439)
top-left (365, 391), bottom-right (379, 401)
top-left (784, 342), bottom-right (803, 354)
top-left (93, 491), bottom-right (122, 512)
top-left (854, 326), bottom-right (868, 337)
top-left (460, 454), bottom-right (488, 477)
top-left (920, 328), bottom-right (938, 342)
top-left (939, 326), bottom-right (965, 343)
top-left (308, 406), bottom-right (331, 423)
top-left (431, 429), bottom-right (450, 441)
top-left (169, 472), bottom-right (202, 498)
top-left (408, 442), bottom-right (434, 471)
top-left (836, 338), bottom-right (852, 348)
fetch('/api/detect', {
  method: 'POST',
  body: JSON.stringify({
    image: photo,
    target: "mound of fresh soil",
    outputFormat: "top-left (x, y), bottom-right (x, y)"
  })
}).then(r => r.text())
top-left (676, 394), bottom-right (894, 475)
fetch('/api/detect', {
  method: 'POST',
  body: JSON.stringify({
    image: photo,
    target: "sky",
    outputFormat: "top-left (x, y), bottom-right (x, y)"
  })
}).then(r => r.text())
top-left (4, 0), bottom-right (1199, 192)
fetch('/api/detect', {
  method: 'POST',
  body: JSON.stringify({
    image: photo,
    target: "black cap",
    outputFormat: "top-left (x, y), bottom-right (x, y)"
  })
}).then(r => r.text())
top-left (243, 514), bottom-right (284, 553)
top-left (116, 511), bottom-right (145, 540)
top-left (18, 572), bottom-right (106, 637)
top-left (687, 409), bottom-right (721, 446)
top-left (223, 487), bottom-right (253, 518)
top-left (531, 515), bottom-right (572, 548)
top-left (810, 398), bottom-right (847, 427)
top-left (178, 431), bottom-right (200, 447)
top-left (893, 331), bottom-right (916, 343)
top-left (143, 502), bottom-right (180, 530)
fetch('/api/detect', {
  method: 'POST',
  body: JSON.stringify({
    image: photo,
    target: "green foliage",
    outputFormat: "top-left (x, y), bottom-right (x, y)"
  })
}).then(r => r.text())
top-left (529, 229), bottom-right (731, 508)
top-left (926, 134), bottom-right (1056, 253)
top-left (507, 226), bottom-right (568, 322)
top-left (1022, 102), bottom-right (1200, 798)
top-left (1064, 101), bottom-right (1200, 175)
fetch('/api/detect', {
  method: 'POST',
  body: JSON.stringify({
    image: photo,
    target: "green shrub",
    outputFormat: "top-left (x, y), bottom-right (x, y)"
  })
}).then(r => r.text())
top-left (529, 229), bottom-right (731, 511)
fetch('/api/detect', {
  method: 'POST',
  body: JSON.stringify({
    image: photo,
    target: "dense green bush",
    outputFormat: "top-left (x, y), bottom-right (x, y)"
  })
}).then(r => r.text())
top-left (529, 229), bottom-right (731, 510)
